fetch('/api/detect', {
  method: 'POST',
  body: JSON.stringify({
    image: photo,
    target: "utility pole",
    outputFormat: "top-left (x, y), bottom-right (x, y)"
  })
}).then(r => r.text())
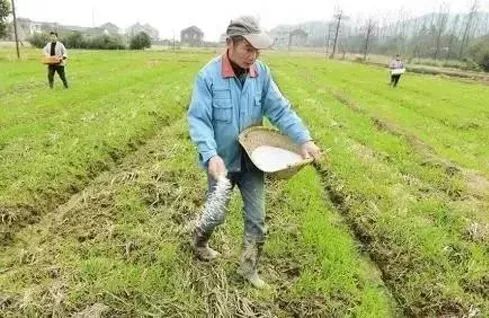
top-left (11, 0), bottom-right (20, 59)
top-left (330, 10), bottom-right (343, 59)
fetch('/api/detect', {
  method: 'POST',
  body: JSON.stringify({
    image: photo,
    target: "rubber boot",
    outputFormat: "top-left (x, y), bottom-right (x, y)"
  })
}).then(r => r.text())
top-left (192, 227), bottom-right (220, 261)
top-left (237, 242), bottom-right (268, 289)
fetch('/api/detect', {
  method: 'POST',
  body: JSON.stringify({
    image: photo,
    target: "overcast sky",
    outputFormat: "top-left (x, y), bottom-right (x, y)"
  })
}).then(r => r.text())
top-left (15, 0), bottom-right (489, 41)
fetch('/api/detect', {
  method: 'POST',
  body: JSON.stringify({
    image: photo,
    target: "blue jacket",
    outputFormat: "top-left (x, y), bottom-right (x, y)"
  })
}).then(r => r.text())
top-left (187, 52), bottom-right (311, 172)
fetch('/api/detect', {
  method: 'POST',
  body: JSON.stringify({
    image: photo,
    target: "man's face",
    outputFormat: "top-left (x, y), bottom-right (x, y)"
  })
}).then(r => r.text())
top-left (50, 34), bottom-right (57, 42)
top-left (227, 39), bottom-right (260, 69)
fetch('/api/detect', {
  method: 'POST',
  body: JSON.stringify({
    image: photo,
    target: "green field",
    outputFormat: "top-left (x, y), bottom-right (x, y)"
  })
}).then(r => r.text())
top-left (0, 48), bottom-right (488, 317)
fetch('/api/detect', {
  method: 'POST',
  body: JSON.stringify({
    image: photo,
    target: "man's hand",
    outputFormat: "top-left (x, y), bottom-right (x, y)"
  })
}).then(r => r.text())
top-left (300, 141), bottom-right (321, 161)
top-left (208, 155), bottom-right (227, 180)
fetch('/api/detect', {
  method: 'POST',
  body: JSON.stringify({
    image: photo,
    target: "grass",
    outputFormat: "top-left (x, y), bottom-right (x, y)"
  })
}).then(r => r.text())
top-left (0, 49), bottom-right (198, 242)
top-left (0, 118), bottom-right (395, 316)
top-left (409, 57), bottom-right (481, 72)
top-left (0, 47), bottom-right (487, 317)
top-left (268, 53), bottom-right (488, 316)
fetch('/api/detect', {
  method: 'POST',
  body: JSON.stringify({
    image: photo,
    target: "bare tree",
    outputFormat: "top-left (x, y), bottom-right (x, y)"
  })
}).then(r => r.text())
top-left (330, 8), bottom-right (344, 58)
top-left (325, 22), bottom-right (333, 55)
top-left (341, 24), bottom-right (353, 59)
top-left (446, 14), bottom-right (460, 60)
top-left (433, 3), bottom-right (450, 60)
top-left (396, 8), bottom-right (412, 55)
top-left (411, 19), bottom-right (428, 59)
top-left (459, 0), bottom-right (479, 58)
top-left (377, 13), bottom-right (389, 42)
top-left (363, 18), bottom-right (377, 60)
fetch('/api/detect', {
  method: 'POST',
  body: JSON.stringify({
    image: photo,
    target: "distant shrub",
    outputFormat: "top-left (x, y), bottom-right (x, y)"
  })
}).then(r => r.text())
top-left (469, 38), bottom-right (489, 72)
top-left (410, 57), bottom-right (481, 72)
top-left (478, 54), bottom-right (489, 72)
top-left (64, 31), bottom-right (86, 49)
top-left (86, 34), bottom-right (126, 50)
top-left (29, 32), bottom-right (126, 50)
top-left (458, 58), bottom-right (482, 72)
top-left (129, 32), bottom-right (151, 50)
top-left (27, 32), bottom-right (50, 49)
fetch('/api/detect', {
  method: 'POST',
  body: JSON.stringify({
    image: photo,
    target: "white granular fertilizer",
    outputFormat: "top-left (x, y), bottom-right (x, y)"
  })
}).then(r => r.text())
top-left (195, 175), bottom-right (232, 229)
top-left (251, 145), bottom-right (303, 172)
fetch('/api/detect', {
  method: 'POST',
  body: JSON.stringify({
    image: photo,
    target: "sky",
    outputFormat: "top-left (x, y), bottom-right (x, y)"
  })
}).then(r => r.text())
top-left (15, 0), bottom-right (489, 41)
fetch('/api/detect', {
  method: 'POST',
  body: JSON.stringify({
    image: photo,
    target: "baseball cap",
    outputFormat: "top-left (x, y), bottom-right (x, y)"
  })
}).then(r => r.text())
top-left (226, 16), bottom-right (273, 49)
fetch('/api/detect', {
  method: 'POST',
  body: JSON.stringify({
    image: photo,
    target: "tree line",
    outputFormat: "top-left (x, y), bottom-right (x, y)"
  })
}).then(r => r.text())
top-left (0, 0), bottom-right (151, 50)
top-left (328, 1), bottom-right (489, 71)
top-left (27, 31), bottom-right (152, 50)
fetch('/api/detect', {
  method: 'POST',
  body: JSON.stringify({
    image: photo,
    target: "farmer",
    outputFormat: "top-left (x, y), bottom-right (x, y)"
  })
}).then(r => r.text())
top-left (43, 31), bottom-right (69, 89)
top-left (187, 16), bottom-right (321, 288)
top-left (389, 54), bottom-right (404, 88)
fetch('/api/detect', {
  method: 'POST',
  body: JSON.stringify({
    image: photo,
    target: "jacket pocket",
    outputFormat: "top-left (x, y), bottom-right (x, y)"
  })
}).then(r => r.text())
top-left (212, 98), bottom-right (232, 123)
top-left (254, 95), bottom-right (261, 107)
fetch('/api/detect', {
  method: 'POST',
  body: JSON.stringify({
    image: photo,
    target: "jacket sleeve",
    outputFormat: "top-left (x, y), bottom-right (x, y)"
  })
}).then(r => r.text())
top-left (187, 72), bottom-right (217, 165)
top-left (60, 43), bottom-right (68, 58)
top-left (262, 65), bottom-right (312, 145)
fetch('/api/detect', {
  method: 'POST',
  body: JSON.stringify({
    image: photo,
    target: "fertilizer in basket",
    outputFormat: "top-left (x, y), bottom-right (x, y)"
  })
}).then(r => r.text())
top-left (196, 175), bottom-right (232, 229)
top-left (250, 145), bottom-right (303, 172)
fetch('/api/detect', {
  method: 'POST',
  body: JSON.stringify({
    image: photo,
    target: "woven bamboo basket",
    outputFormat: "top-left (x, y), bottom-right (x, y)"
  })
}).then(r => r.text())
top-left (41, 56), bottom-right (61, 65)
top-left (390, 68), bottom-right (406, 75)
top-left (238, 126), bottom-right (313, 179)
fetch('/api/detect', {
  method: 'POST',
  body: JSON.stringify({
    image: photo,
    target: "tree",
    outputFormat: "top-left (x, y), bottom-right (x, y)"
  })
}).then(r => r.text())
top-left (395, 8), bottom-right (411, 55)
top-left (433, 3), bottom-right (450, 60)
top-left (129, 31), bottom-right (151, 50)
top-left (363, 18), bottom-right (377, 61)
top-left (446, 14), bottom-right (461, 60)
top-left (27, 32), bottom-right (50, 48)
top-left (64, 31), bottom-right (86, 49)
top-left (325, 22), bottom-right (335, 55)
top-left (411, 19), bottom-right (430, 59)
top-left (0, 0), bottom-right (10, 39)
top-left (459, 0), bottom-right (479, 58)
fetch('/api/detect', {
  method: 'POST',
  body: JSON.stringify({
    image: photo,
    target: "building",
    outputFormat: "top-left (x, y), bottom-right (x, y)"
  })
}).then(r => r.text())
top-left (288, 29), bottom-right (308, 47)
top-left (7, 18), bottom-right (123, 41)
top-left (10, 18), bottom-right (58, 41)
top-left (180, 26), bottom-right (204, 47)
